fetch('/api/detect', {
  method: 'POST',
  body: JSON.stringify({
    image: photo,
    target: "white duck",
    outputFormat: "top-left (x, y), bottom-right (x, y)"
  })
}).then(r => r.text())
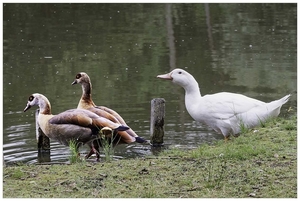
top-left (157, 68), bottom-right (291, 140)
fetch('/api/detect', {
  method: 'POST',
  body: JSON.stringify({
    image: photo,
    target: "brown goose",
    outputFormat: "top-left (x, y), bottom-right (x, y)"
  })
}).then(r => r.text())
top-left (71, 72), bottom-right (146, 144)
top-left (23, 93), bottom-right (130, 161)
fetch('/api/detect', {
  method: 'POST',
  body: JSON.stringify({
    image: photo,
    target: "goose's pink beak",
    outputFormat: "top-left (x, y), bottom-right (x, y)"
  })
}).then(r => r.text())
top-left (24, 103), bottom-right (31, 112)
top-left (157, 73), bottom-right (173, 80)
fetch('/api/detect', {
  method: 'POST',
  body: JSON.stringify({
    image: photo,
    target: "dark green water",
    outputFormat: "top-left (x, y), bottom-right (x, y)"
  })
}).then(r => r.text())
top-left (3, 3), bottom-right (297, 164)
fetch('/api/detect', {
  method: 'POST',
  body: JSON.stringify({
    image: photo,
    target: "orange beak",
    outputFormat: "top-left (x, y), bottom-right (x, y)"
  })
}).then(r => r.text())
top-left (157, 72), bottom-right (173, 80)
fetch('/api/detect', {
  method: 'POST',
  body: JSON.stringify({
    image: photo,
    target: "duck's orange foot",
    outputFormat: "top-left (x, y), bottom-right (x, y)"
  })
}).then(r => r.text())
top-left (224, 136), bottom-right (230, 142)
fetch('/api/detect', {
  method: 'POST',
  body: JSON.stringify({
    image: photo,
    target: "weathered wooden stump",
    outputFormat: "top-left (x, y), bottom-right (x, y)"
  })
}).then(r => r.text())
top-left (35, 109), bottom-right (50, 151)
top-left (150, 98), bottom-right (165, 146)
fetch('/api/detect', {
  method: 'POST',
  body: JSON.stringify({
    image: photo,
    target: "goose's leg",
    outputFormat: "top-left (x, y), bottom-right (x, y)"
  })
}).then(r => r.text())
top-left (85, 149), bottom-right (94, 159)
top-left (76, 145), bottom-right (80, 158)
top-left (91, 140), bottom-right (101, 162)
top-left (85, 142), bottom-right (98, 160)
top-left (95, 147), bottom-right (101, 162)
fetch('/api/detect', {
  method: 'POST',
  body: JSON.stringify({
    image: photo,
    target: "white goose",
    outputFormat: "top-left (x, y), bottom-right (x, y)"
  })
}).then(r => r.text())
top-left (157, 68), bottom-right (291, 140)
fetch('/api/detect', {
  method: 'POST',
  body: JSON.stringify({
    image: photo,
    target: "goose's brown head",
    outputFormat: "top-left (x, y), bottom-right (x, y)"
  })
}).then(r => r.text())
top-left (23, 93), bottom-right (51, 114)
top-left (71, 72), bottom-right (91, 85)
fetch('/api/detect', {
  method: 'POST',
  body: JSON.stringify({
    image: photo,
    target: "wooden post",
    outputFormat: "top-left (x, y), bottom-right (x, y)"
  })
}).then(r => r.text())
top-left (35, 109), bottom-right (50, 151)
top-left (150, 98), bottom-right (165, 146)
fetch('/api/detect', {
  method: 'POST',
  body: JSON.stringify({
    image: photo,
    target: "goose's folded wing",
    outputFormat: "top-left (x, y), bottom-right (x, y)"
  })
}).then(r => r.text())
top-left (49, 109), bottom-right (93, 127)
top-left (88, 107), bottom-right (120, 123)
top-left (97, 106), bottom-right (139, 137)
top-left (97, 106), bottom-right (127, 125)
top-left (49, 109), bottom-right (129, 131)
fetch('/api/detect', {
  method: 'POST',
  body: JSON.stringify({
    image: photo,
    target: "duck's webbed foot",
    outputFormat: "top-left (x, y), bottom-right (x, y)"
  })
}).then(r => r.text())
top-left (224, 135), bottom-right (230, 142)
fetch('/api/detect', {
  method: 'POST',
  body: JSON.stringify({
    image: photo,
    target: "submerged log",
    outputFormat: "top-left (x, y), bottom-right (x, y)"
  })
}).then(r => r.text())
top-left (150, 98), bottom-right (165, 146)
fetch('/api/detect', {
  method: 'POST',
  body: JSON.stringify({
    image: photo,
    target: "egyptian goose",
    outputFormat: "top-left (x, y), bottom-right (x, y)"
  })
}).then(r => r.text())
top-left (71, 72), bottom-right (146, 144)
top-left (24, 93), bottom-right (130, 161)
top-left (157, 68), bottom-right (291, 140)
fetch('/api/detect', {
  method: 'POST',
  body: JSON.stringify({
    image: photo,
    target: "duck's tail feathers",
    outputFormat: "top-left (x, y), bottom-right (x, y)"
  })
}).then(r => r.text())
top-left (279, 94), bottom-right (291, 105)
top-left (266, 94), bottom-right (291, 118)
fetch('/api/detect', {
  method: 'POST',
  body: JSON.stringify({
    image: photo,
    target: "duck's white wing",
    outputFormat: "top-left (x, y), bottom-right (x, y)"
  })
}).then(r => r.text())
top-left (202, 92), bottom-right (266, 120)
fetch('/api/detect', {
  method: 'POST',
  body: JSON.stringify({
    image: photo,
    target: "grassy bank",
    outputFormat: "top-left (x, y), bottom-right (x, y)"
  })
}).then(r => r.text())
top-left (3, 114), bottom-right (297, 198)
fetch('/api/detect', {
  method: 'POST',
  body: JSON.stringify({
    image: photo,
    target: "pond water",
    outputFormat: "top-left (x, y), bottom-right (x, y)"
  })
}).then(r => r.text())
top-left (3, 3), bottom-right (297, 164)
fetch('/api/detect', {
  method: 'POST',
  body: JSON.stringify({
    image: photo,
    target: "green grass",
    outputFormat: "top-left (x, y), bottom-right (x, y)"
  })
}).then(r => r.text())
top-left (3, 114), bottom-right (297, 198)
top-left (68, 140), bottom-right (82, 163)
top-left (98, 127), bottom-right (118, 162)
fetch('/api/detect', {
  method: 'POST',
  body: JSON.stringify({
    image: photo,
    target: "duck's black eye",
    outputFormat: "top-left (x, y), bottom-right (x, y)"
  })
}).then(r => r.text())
top-left (178, 71), bottom-right (182, 74)
top-left (29, 95), bottom-right (34, 101)
top-left (76, 73), bottom-right (81, 79)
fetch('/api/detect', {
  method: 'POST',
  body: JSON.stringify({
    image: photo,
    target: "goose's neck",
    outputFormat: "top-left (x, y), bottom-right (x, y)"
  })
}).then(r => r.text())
top-left (79, 81), bottom-right (96, 107)
top-left (39, 97), bottom-right (52, 115)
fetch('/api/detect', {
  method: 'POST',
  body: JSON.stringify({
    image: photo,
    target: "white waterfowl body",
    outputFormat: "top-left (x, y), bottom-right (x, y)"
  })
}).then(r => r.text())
top-left (24, 93), bottom-right (129, 160)
top-left (157, 68), bottom-right (291, 138)
top-left (71, 72), bottom-right (146, 144)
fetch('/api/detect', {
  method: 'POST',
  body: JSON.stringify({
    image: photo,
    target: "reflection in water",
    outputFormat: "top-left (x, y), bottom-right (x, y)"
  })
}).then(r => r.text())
top-left (3, 3), bottom-right (297, 164)
top-left (204, 3), bottom-right (214, 50)
top-left (37, 151), bottom-right (51, 163)
top-left (165, 3), bottom-right (176, 70)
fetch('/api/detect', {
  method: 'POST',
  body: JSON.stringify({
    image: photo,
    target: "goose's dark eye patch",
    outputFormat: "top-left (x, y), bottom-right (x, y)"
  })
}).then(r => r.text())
top-left (29, 95), bottom-right (34, 101)
top-left (76, 73), bottom-right (81, 79)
